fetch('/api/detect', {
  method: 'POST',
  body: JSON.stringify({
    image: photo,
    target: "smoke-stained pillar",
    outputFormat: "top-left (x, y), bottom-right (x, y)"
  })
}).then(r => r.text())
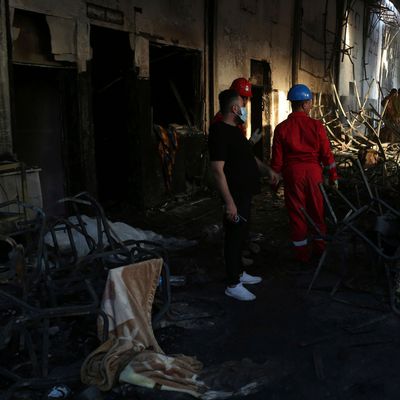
top-left (334, 0), bottom-right (346, 88)
top-left (0, 0), bottom-right (12, 152)
top-left (292, 0), bottom-right (302, 86)
top-left (205, 0), bottom-right (216, 125)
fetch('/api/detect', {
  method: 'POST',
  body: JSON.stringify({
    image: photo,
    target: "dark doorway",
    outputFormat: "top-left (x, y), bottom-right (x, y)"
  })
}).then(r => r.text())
top-left (250, 60), bottom-right (272, 160)
top-left (150, 44), bottom-right (202, 128)
top-left (13, 65), bottom-right (73, 215)
top-left (90, 26), bottom-right (134, 205)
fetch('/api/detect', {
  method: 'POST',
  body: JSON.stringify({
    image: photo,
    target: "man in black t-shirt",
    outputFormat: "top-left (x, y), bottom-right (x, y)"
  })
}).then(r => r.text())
top-left (209, 89), bottom-right (280, 301)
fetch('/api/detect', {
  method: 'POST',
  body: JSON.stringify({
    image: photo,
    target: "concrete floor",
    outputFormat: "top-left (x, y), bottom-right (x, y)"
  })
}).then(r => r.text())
top-left (3, 184), bottom-right (400, 399)
top-left (123, 184), bottom-right (400, 400)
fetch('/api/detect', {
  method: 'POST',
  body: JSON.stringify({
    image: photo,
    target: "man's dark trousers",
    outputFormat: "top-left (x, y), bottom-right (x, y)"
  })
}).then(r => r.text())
top-left (224, 192), bottom-right (252, 285)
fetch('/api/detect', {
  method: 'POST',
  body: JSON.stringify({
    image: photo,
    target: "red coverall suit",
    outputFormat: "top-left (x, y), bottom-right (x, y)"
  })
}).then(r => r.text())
top-left (271, 111), bottom-right (338, 262)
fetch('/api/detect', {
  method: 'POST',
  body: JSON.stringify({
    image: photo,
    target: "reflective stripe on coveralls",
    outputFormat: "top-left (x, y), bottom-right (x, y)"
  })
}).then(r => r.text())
top-left (293, 239), bottom-right (308, 247)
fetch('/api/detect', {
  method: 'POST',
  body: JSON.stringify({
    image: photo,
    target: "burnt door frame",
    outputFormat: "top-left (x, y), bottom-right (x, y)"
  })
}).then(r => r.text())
top-left (11, 64), bottom-right (78, 214)
top-left (250, 60), bottom-right (272, 160)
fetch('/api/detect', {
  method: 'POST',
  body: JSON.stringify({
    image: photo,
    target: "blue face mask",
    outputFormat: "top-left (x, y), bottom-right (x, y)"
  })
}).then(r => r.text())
top-left (236, 107), bottom-right (247, 123)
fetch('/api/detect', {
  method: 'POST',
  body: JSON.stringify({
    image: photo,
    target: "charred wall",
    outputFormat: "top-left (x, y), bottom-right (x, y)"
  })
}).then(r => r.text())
top-left (213, 0), bottom-right (341, 158)
top-left (215, 0), bottom-right (294, 130)
top-left (1, 0), bottom-right (400, 210)
top-left (4, 0), bottom-right (207, 210)
top-left (0, 0), bottom-right (12, 153)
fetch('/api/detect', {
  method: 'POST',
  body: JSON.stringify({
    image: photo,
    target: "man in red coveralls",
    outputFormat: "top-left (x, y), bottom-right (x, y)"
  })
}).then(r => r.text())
top-left (271, 84), bottom-right (338, 265)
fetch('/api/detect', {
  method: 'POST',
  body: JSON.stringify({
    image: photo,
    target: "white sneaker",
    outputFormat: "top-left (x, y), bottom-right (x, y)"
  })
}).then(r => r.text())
top-left (240, 271), bottom-right (262, 285)
top-left (225, 283), bottom-right (256, 301)
top-left (241, 256), bottom-right (254, 267)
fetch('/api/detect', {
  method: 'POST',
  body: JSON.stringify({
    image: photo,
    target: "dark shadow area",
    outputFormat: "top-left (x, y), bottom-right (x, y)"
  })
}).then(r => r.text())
top-left (91, 26), bottom-right (134, 205)
top-left (13, 65), bottom-right (71, 215)
top-left (150, 43), bottom-right (202, 128)
top-left (12, 9), bottom-right (80, 216)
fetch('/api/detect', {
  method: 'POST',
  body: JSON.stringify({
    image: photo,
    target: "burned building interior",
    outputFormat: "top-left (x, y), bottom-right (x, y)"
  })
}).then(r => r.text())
top-left (2, 0), bottom-right (400, 399)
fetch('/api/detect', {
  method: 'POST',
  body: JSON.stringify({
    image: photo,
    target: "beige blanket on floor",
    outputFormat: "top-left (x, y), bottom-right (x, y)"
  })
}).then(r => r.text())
top-left (81, 259), bottom-right (206, 397)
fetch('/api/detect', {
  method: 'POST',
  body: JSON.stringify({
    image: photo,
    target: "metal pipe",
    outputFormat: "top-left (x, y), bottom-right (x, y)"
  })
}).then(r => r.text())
top-left (319, 183), bottom-right (338, 224)
top-left (300, 207), bottom-right (325, 237)
top-left (307, 250), bottom-right (328, 294)
top-left (356, 158), bottom-right (374, 199)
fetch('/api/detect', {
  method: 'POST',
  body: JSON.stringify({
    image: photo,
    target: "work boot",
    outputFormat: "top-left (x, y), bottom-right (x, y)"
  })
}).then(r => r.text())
top-left (225, 283), bottom-right (256, 301)
top-left (240, 271), bottom-right (262, 285)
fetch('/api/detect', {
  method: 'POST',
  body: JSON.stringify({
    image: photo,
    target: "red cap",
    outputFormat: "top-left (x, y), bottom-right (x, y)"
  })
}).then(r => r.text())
top-left (230, 78), bottom-right (252, 98)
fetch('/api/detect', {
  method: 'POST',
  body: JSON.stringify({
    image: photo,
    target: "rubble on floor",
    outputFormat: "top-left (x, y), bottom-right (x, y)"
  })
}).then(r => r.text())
top-left (2, 171), bottom-right (400, 399)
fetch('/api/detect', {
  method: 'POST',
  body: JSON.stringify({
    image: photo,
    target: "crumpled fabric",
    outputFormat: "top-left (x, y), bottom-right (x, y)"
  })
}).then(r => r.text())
top-left (81, 259), bottom-right (206, 396)
top-left (80, 337), bottom-right (137, 391)
top-left (98, 258), bottom-right (163, 350)
top-left (120, 351), bottom-right (205, 397)
top-left (44, 215), bottom-right (196, 258)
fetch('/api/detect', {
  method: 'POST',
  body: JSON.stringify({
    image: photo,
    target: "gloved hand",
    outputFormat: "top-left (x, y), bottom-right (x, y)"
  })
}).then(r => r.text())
top-left (328, 167), bottom-right (339, 190)
top-left (249, 128), bottom-right (262, 145)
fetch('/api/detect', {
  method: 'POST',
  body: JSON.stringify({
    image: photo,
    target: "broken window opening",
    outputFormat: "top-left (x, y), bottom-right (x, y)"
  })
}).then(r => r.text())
top-left (150, 44), bottom-right (205, 195)
top-left (149, 43), bottom-right (202, 129)
top-left (250, 60), bottom-right (272, 161)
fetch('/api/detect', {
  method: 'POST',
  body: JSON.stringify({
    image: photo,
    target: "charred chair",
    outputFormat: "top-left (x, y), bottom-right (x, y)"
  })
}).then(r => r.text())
top-left (51, 192), bottom-right (171, 325)
top-left (305, 162), bottom-right (400, 315)
top-left (0, 201), bottom-right (108, 399)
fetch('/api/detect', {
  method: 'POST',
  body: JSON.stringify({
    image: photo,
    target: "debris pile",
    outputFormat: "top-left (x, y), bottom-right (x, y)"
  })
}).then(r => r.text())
top-left (0, 192), bottom-right (276, 400)
top-left (0, 192), bottom-right (175, 399)
top-left (316, 80), bottom-right (400, 196)
top-left (304, 161), bottom-right (400, 315)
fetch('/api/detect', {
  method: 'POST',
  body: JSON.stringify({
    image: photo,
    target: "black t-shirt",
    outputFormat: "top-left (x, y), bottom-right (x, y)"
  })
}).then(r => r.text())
top-left (208, 121), bottom-right (260, 194)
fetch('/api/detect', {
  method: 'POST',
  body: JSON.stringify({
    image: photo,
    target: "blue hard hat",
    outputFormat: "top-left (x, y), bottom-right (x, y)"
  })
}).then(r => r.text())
top-left (287, 84), bottom-right (313, 101)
